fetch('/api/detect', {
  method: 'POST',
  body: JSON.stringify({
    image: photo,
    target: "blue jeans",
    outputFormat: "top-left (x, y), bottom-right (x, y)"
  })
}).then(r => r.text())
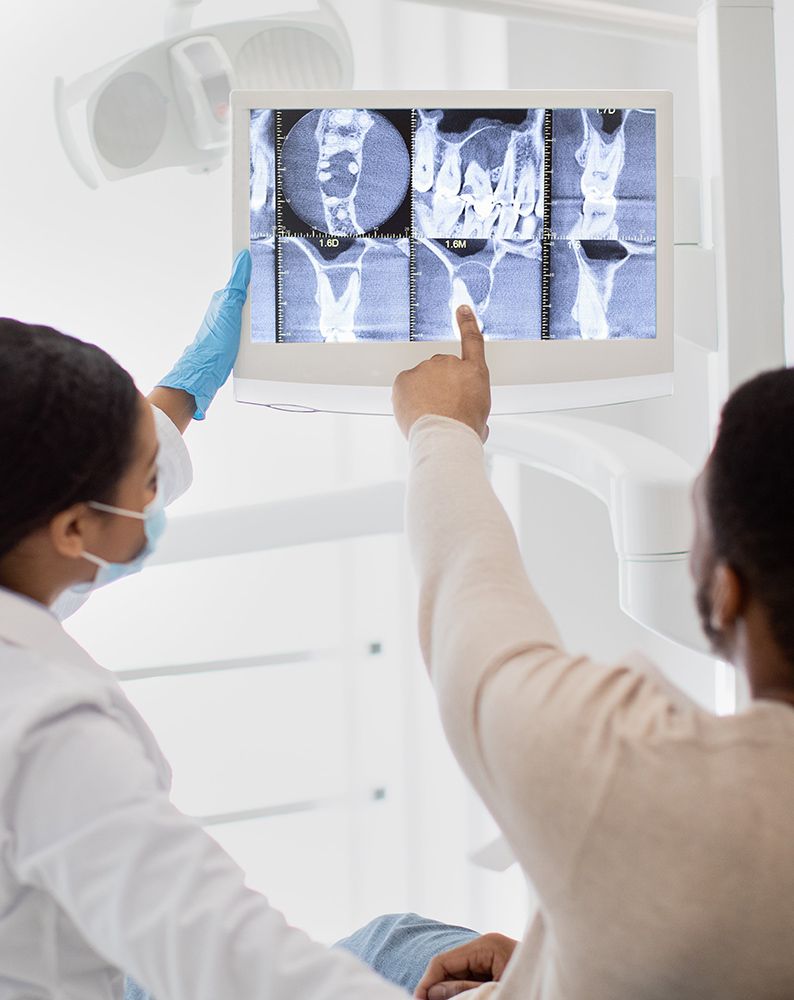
top-left (124, 980), bottom-right (151, 1000)
top-left (335, 912), bottom-right (479, 993)
top-left (123, 912), bottom-right (478, 999)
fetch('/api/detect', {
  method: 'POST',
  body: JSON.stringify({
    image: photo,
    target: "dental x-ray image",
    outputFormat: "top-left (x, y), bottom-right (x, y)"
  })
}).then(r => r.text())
top-left (280, 237), bottom-right (410, 342)
top-left (549, 108), bottom-right (656, 340)
top-left (551, 108), bottom-right (655, 242)
top-left (550, 238), bottom-right (656, 340)
top-left (414, 238), bottom-right (541, 341)
top-left (247, 105), bottom-right (657, 343)
top-left (280, 109), bottom-right (412, 237)
top-left (412, 109), bottom-right (544, 241)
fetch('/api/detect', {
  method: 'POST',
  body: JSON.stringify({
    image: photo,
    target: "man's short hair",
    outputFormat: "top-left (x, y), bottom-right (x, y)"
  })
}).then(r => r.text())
top-left (707, 367), bottom-right (794, 663)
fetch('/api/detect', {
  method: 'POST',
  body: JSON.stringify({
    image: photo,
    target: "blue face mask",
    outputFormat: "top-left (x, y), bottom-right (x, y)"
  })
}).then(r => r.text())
top-left (73, 489), bottom-right (167, 593)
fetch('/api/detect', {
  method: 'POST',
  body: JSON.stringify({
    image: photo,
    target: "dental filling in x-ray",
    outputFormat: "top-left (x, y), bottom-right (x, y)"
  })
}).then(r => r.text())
top-left (248, 106), bottom-right (656, 343)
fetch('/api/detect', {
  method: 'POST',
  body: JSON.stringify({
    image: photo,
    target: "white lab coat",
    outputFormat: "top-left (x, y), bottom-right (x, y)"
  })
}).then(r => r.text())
top-left (0, 406), bottom-right (408, 1000)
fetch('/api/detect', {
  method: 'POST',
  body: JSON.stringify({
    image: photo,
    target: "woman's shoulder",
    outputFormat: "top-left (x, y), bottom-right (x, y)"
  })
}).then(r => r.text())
top-left (0, 639), bottom-right (172, 798)
top-left (0, 640), bottom-right (116, 736)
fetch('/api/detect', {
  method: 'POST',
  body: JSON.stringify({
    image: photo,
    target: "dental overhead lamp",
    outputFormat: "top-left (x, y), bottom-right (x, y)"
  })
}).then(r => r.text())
top-left (54, 0), bottom-right (353, 188)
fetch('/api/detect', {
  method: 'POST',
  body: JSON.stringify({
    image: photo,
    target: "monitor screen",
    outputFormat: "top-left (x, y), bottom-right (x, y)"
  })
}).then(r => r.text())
top-left (231, 90), bottom-right (671, 415)
top-left (248, 105), bottom-right (656, 345)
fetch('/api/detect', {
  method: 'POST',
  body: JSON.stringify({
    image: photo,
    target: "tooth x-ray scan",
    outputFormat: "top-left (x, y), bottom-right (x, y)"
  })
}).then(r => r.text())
top-left (248, 106), bottom-right (656, 344)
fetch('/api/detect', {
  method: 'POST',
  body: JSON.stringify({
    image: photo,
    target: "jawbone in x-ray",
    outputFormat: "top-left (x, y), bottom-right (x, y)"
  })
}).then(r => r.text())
top-left (248, 106), bottom-right (656, 343)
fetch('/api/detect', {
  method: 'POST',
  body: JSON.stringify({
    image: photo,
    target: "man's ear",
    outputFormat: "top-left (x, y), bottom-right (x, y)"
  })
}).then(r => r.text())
top-left (48, 504), bottom-right (92, 561)
top-left (709, 562), bottom-right (745, 631)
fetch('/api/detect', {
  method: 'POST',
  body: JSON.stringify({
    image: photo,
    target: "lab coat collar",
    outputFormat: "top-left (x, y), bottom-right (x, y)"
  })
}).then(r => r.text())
top-left (0, 585), bottom-right (104, 676)
top-left (0, 585), bottom-right (174, 788)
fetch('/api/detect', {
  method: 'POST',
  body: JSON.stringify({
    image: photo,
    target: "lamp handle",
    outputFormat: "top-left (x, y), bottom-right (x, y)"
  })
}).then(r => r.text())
top-left (53, 77), bottom-right (99, 189)
top-left (165, 0), bottom-right (203, 37)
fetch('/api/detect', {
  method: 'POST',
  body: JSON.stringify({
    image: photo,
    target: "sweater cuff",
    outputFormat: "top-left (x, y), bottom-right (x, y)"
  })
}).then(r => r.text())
top-left (408, 413), bottom-right (485, 452)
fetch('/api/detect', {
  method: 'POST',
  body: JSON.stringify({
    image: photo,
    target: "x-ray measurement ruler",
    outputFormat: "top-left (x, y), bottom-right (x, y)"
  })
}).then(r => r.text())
top-left (540, 109), bottom-right (553, 340)
top-left (409, 108), bottom-right (418, 341)
top-left (274, 110), bottom-right (286, 343)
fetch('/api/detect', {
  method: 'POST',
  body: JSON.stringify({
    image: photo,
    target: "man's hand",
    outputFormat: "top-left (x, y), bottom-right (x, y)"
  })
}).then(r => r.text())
top-left (414, 932), bottom-right (518, 1000)
top-left (392, 305), bottom-right (491, 442)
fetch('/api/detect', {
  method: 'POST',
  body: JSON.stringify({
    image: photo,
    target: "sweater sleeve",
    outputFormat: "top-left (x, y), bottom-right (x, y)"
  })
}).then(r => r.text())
top-left (406, 415), bottom-right (692, 900)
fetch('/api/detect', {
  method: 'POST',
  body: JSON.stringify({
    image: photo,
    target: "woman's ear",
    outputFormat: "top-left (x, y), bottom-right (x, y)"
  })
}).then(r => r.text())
top-left (48, 504), bottom-right (93, 561)
top-left (709, 562), bottom-right (745, 632)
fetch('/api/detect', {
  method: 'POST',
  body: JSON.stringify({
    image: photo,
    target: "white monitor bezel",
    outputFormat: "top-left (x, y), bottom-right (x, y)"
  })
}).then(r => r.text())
top-left (232, 89), bottom-right (672, 415)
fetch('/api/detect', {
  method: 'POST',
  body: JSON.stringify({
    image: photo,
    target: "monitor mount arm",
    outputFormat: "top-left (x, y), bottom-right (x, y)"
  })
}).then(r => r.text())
top-left (486, 414), bottom-right (708, 654)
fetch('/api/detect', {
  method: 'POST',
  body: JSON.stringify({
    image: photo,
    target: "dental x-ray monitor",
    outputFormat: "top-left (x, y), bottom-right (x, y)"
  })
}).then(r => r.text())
top-left (231, 90), bottom-right (672, 414)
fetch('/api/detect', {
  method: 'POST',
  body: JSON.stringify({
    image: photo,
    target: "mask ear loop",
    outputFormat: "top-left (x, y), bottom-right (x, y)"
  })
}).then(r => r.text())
top-left (81, 501), bottom-right (148, 569)
top-left (87, 501), bottom-right (147, 520)
top-left (81, 551), bottom-right (112, 570)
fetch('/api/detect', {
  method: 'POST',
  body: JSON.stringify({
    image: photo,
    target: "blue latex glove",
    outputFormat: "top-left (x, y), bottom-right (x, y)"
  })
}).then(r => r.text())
top-left (157, 250), bottom-right (252, 420)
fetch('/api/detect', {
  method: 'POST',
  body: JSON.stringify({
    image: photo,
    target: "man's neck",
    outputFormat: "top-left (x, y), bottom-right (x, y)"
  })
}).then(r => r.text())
top-left (736, 602), bottom-right (794, 707)
top-left (752, 687), bottom-right (794, 708)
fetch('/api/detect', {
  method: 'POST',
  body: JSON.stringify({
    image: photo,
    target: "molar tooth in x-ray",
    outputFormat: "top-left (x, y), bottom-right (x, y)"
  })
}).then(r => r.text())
top-left (494, 128), bottom-right (541, 222)
top-left (580, 194), bottom-right (619, 240)
top-left (462, 203), bottom-right (501, 238)
top-left (516, 214), bottom-right (538, 239)
top-left (512, 138), bottom-right (540, 222)
top-left (430, 144), bottom-right (464, 230)
top-left (414, 238), bottom-right (541, 341)
top-left (495, 205), bottom-right (519, 239)
top-left (572, 109), bottom-right (627, 241)
top-left (492, 137), bottom-right (515, 206)
top-left (462, 161), bottom-right (495, 220)
top-left (316, 267), bottom-right (361, 342)
top-left (430, 189), bottom-right (466, 236)
top-left (280, 237), bottom-right (410, 342)
top-left (413, 109), bottom-right (544, 241)
top-left (576, 112), bottom-right (626, 197)
top-left (281, 109), bottom-right (411, 236)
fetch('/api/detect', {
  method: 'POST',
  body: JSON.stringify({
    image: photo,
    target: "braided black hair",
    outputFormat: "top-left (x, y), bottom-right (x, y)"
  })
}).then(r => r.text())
top-left (0, 318), bottom-right (139, 559)
top-left (707, 367), bottom-right (794, 663)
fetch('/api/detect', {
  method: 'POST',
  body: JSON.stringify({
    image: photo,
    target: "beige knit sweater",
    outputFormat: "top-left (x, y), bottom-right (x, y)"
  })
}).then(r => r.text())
top-left (407, 415), bottom-right (794, 1000)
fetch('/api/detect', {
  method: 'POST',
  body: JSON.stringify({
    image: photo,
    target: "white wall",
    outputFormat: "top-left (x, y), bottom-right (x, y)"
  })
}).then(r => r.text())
top-left (774, 0), bottom-right (794, 363)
